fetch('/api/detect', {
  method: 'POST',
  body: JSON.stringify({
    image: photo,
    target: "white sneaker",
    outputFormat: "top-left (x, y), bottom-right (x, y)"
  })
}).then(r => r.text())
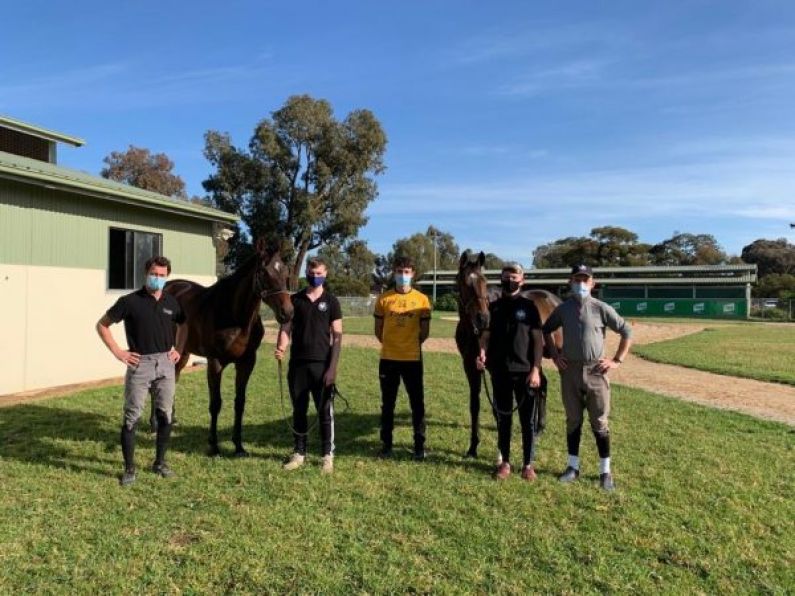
top-left (283, 453), bottom-right (305, 471)
top-left (321, 454), bottom-right (334, 475)
top-left (495, 450), bottom-right (503, 466)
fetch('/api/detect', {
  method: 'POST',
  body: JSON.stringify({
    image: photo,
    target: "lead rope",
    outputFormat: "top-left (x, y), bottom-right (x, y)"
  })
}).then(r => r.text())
top-left (277, 359), bottom-right (349, 438)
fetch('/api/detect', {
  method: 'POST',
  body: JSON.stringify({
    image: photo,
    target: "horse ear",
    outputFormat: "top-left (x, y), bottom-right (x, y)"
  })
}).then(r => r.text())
top-left (478, 251), bottom-right (486, 267)
top-left (459, 250), bottom-right (471, 268)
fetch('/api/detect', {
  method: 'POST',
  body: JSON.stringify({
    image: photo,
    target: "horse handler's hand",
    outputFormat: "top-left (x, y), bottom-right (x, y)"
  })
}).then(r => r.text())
top-left (168, 348), bottom-right (181, 364)
top-left (323, 368), bottom-right (337, 387)
top-left (595, 358), bottom-right (618, 374)
top-left (274, 346), bottom-right (286, 361)
top-left (527, 367), bottom-right (541, 388)
top-left (476, 350), bottom-right (486, 371)
top-left (115, 350), bottom-right (140, 368)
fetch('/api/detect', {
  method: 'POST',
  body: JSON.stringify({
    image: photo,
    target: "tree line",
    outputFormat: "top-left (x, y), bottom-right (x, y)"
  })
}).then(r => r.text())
top-left (100, 94), bottom-right (795, 300)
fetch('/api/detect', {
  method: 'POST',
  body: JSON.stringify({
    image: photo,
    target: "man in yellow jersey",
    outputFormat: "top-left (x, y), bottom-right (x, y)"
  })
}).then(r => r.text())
top-left (374, 256), bottom-right (432, 460)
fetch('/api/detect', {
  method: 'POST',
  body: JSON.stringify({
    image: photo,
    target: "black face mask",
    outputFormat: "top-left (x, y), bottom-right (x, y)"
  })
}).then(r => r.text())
top-left (501, 279), bottom-right (520, 293)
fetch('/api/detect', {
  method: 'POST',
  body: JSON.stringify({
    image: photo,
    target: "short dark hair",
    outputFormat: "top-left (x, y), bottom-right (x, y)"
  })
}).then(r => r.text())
top-left (144, 256), bottom-right (171, 275)
top-left (392, 256), bottom-right (415, 271)
top-left (306, 256), bottom-right (328, 270)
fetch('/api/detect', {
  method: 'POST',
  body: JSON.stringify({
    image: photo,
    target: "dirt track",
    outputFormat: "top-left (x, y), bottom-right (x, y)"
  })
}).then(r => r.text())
top-left (343, 322), bottom-right (795, 426)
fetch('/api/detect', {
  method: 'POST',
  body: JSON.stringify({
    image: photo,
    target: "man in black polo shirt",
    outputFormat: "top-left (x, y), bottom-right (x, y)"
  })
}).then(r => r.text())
top-left (476, 263), bottom-right (543, 481)
top-left (96, 256), bottom-right (185, 486)
top-left (274, 257), bottom-right (343, 474)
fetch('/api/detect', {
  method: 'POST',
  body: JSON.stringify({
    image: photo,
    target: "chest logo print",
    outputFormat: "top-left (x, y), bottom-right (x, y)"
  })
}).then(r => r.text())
top-left (162, 308), bottom-right (174, 315)
top-left (318, 302), bottom-right (328, 312)
top-left (515, 309), bottom-right (527, 321)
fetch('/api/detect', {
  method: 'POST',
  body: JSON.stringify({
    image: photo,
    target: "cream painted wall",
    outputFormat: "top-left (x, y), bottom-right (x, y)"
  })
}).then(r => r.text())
top-left (0, 264), bottom-right (215, 395)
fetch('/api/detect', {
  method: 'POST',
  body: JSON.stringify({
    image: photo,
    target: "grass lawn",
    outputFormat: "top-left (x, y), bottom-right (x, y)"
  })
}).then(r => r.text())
top-left (1, 346), bottom-right (793, 593)
top-left (343, 312), bottom-right (459, 338)
top-left (633, 325), bottom-right (795, 385)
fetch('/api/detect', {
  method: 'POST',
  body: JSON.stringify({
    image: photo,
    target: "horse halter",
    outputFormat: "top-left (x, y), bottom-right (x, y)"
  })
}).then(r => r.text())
top-left (458, 271), bottom-right (490, 335)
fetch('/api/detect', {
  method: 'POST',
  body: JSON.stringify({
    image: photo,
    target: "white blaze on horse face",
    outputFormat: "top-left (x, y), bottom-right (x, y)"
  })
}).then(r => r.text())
top-left (468, 272), bottom-right (479, 286)
top-left (274, 262), bottom-right (281, 272)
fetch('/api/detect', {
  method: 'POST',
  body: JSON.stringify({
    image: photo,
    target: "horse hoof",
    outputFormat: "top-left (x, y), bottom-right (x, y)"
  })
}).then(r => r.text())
top-left (207, 446), bottom-right (221, 457)
top-left (233, 449), bottom-right (249, 458)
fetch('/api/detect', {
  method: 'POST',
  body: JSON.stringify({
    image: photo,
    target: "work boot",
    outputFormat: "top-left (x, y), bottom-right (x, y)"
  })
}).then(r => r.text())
top-left (321, 454), bottom-right (334, 475)
top-left (493, 462), bottom-right (511, 480)
top-left (558, 466), bottom-right (580, 483)
top-left (599, 472), bottom-right (615, 492)
top-left (283, 453), bottom-right (306, 471)
top-left (119, 467), bottom-right (136, 486)
top-left (151, 461), bottom-right (174, 478)
top-left (521, 465), bottom-right (537, 482)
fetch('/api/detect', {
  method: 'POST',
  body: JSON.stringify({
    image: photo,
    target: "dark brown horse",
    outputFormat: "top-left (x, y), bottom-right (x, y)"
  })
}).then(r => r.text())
top-left (454, 251), bottom-right (562, 457)
top-left (164, 238), bottom-right (294, 456)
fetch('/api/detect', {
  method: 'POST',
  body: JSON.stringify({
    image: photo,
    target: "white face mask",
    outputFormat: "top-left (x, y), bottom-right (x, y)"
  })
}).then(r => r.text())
top-left (571, 281), bottom-right (591, 300)
top-left (395, 273), bottom-right (413, 287)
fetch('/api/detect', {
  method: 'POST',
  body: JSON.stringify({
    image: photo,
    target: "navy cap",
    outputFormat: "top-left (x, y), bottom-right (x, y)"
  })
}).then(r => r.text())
top-left (570, 264), bottom-right (593, 277)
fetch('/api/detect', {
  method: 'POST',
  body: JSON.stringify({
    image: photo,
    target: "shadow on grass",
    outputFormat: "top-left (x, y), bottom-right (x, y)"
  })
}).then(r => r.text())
top-left (0, 403), bottom-right (496, 477)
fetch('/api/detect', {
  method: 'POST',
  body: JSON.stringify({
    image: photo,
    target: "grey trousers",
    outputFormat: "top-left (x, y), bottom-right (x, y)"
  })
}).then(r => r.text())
top-left (123, 352), bottom-right (175, 430)
top-left (559, 361), bottom-right (611, 436)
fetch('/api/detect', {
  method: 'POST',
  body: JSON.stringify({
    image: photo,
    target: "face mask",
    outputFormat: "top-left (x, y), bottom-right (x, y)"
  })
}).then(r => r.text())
top-left (571, 281), bottom-right (591, 300)
top-left (146, 275), bottom-right (167, 292)
top-left (306, 275), bottom-right (325, 288)
top-left (501, 279), bottom-right (520, 293)
top-left (395, 273), bottom-right (413, 287)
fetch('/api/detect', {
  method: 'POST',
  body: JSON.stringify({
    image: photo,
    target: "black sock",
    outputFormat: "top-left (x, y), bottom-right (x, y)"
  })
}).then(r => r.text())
top-left (155, 410), bottom-right (172, 465)
top-left (566, 424), bottom-right (582, 459)
top-left (594, 432), bottom-right (610, 459)
top-left (121, 425), bottom-right (136, 471)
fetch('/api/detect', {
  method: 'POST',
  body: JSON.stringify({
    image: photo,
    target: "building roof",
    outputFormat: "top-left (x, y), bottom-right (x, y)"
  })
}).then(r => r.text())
top-left (417, 263), bottom-right (757, 287)
top-left (0, 114), bottom-right (85, 147)
top-left (0, 150), bottom-right (238, 224)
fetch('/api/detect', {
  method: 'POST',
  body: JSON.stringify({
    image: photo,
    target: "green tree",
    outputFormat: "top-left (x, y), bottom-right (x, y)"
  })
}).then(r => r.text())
top-left (650, 232), bottom-right (727, 265)
top-left (754, 273), bottom-right (795, 299)
top-left (202, 95), bottom-right (387, 287)
top-left (101, 145), bottom-right (187, 198)
top-left (741, 238), bottom-right (795, 276)
top-left (532, 226), bottom-right (649, 268)
top-left (388, 225), bottom-right (460, 279)
top-left (316, 239), bottom-right (377, 296)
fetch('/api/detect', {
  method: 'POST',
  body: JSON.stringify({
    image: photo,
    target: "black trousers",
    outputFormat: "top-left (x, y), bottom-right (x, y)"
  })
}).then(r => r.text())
top-left (288, 360), bottom-right (334, 456)
top-left (379, 359), bottom-right (426, 450)
top-left (491, 369), bottom-right (537, 467)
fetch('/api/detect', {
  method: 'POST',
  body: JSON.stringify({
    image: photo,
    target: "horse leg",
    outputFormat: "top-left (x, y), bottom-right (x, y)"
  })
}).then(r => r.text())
top-left (207, 358), bottom-right (224, 457)
top-left (464, 362), bottom-right (482, 457)
top-left (231, 354), bottom-right (256, 457)
top-left (170, 353), bottom-right (190, 427)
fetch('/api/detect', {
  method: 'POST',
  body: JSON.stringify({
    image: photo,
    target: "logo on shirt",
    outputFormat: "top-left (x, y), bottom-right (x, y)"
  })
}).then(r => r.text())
top-left (515, 309), bottom-right (527, 321)
top-left (162, 308), bottom-right (174, 315)
top-left (318, 302), bottom-right (328, 312)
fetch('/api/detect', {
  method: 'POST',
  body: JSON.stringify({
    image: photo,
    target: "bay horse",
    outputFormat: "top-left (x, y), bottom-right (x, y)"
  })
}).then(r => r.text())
top-left (454, 251), bottom-right (562, 458)
top-left (164, 238), bottom-right (294, 456)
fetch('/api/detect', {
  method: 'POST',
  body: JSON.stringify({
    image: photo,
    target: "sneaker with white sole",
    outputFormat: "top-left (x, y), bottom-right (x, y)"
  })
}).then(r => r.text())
top-left (321, 455), bottom-right (334, 474)
top-left (283, 453), bottom-right (306, 471)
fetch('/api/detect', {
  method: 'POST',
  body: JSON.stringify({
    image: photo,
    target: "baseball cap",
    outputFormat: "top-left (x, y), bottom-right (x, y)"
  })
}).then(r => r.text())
top-left (570, 264), bottom-right (593, 277)
top-left (502, 262), bottom-right (524, 276)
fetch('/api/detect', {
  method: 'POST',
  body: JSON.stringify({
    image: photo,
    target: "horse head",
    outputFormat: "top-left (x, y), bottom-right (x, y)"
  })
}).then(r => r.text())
top-left (253, 238), bottom-right (294, 324)
top-left (456, 250), bottom-right (491, 335)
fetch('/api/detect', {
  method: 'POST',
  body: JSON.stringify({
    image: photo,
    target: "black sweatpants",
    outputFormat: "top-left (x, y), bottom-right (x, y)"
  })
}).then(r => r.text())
top-left (491, 369), bottom-right (537, 467)
top-left (288, 360), bottom-right (335, 456)
top-left (379, 359), bottom-right (426, 450)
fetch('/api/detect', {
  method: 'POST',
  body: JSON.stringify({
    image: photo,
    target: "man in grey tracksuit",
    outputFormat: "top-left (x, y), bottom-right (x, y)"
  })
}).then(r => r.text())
top-left (542, 264), bottom-right (632, 491)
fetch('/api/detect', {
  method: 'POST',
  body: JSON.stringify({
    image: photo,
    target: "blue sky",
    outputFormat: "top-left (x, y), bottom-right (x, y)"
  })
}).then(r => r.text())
top-left (3, 1), bottom-right (794, 264)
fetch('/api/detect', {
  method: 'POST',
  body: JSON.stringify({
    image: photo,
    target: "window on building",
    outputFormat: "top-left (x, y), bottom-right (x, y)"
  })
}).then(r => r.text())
top-left (108, 228), bottom-right (163, 290)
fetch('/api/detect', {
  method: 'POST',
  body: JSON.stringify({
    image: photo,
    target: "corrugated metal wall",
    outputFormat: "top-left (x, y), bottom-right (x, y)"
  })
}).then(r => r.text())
top-left (0, 179), bottom-right (215, 275)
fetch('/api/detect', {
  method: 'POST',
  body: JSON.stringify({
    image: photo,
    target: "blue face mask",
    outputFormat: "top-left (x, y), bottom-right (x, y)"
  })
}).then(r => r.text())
top-left (146, 275), bottom-right (167, 292)
top-left (571, 281), bottom-right (590, 300)
top-left (395, 273), bottom-right (413, 287)
top-left (306, 275), bottom-right (325, 288)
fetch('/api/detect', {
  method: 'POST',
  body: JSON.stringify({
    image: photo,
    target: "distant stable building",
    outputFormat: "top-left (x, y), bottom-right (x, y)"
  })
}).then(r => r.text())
top-left (417, 264), bottom-right (757, 319)
top-left (0, 115), bottom-right (238, 396)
